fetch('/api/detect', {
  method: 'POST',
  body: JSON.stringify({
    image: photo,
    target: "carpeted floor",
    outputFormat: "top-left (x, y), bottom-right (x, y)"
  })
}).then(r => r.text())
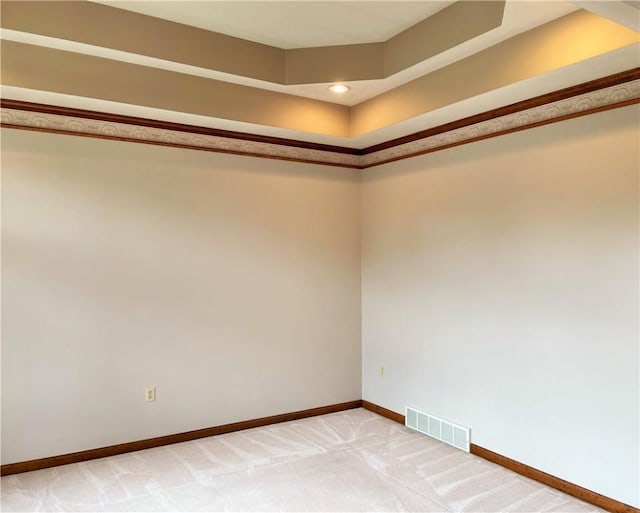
top-left (1, 408), bottom-right (603, 512)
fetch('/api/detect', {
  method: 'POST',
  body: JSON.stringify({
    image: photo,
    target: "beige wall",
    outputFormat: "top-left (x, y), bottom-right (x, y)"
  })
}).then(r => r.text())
top-left (1, 130), bottom-right (362, 463)
top-left (361, 105), bottom-right (639, 507)
top-left (2, 105), bottom-right (638, 508)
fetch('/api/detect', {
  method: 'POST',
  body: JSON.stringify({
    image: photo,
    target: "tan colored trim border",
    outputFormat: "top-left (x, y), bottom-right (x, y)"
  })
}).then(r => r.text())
top-left (0, 40), bottom-right (352, 138)
top-left (2, 70), bottom-right (639, 169)
top-left (0, 400), bottom-right (362, 477)
top-left (0, 1), bottom-right (505, 85)
top-left (350, 11), bottom-right (640, 136)
top-left (0, 0), bottom-right (287, 84)
top-left (382, 1), bottom-right (505, 77)
top-left (361, 400), bottom-right (637, 513)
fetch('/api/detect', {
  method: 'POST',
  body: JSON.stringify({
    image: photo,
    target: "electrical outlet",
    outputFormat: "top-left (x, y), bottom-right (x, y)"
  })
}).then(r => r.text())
top-left (145, 387), bottom-right (156, 402)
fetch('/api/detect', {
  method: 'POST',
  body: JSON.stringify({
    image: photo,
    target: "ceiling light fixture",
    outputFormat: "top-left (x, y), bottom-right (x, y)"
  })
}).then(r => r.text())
top-left (328, 84), bottom-right (350, 94)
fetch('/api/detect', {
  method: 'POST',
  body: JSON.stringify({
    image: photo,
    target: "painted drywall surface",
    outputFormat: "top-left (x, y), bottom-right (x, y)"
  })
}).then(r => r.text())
top-left (361, 105), bottom-right (639, 507)
top-left (1, 130), bottom-right (361, 464)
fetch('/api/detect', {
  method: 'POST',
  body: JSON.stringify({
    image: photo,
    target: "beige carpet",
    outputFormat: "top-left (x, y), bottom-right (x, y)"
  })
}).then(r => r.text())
top-left (1, 408), bottom-right (603, 512)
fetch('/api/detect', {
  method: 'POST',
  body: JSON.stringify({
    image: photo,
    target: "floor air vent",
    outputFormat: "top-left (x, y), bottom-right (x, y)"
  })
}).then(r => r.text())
top-left (405, 406), bottom-right (470, 452)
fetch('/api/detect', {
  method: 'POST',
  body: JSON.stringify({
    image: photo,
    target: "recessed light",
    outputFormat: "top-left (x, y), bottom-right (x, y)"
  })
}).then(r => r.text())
top-left (328, 84), bottom-right (350, 94)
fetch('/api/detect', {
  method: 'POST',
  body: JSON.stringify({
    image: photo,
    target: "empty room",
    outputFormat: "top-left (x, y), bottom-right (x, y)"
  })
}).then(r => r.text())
top-left (1, 1), bottom-right (639, 512)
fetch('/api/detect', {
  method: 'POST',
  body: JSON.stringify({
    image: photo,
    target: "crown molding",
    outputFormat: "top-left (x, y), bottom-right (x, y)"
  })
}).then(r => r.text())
top-left (362, 68), bottom-right (640, 154)
top-left (360, 70), bottom-right (640, 167)
top-left (0, 99), bottom-right (359, 156)
top-left (0, 98), bottom-right (362, 168)
top-left (2, 70), bottom-right (639, 170)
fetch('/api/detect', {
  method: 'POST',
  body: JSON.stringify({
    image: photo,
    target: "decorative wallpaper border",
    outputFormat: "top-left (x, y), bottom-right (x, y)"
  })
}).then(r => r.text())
top-left (0, 108), bottom-right (363, 169)
top-left (361, 78), bottom-right (640, 167)
top-left (2, 75), bottom-right (639, 170)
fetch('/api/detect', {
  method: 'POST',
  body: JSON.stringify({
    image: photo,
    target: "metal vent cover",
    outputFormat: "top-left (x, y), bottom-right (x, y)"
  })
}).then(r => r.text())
top-left (405, 406), bottom-right (470, 452)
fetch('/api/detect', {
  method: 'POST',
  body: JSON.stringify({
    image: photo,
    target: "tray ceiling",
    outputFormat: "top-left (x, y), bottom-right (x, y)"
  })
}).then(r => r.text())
top-left (1, 0), bottom-right (639, 149)
top-left (93, 1), bottom-right (453, 49)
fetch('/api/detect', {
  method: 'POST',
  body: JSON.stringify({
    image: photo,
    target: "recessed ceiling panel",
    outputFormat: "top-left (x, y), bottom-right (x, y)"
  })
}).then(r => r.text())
top-left (92, 1), bottom-right (452, 49)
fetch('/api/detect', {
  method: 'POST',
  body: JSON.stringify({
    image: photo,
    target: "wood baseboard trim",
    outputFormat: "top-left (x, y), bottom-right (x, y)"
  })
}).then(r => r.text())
top-left (3, 398), bottom-right (637, 513)
top-left (361, 401), bottom-right (636, 513)
top-left (0, 400), bottom-right (362, 477)
top-left (470, 444), bottom-right (637, 513)
top-left (361, 399), bottom-right (405, 424)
